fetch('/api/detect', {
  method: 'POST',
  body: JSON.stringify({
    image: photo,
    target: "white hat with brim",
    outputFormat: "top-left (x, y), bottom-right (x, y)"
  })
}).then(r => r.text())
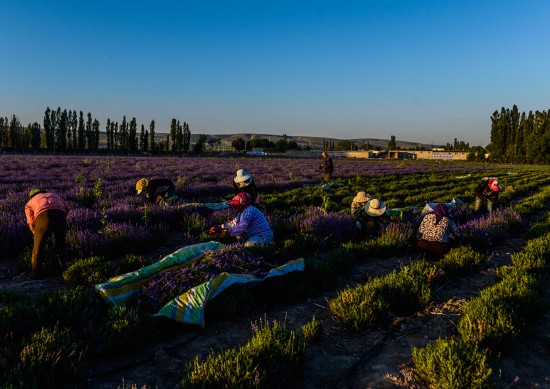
top-left (353, 191), bottom-right (371, 204)
top-left (234, 169), bottom-right (252, 184)
top-left (365, 199), bottom-right (386, 217)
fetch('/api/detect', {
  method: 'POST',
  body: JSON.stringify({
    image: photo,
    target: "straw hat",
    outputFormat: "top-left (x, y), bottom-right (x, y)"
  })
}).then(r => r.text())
top-left (353, 191), bottom-right (371, 204)
top-left (234, 169), bottom-right (252, 184)
top-left (365, 198), bottom-right (386, 217)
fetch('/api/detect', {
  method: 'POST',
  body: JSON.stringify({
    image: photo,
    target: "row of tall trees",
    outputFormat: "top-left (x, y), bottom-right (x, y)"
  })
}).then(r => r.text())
top-left (490, 105), bottom-right (550, 163)
top-left (0, 107), bottom-right (192, 154)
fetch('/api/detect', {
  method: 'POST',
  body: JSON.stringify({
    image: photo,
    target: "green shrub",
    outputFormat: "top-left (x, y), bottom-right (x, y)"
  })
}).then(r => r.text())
top-left (325, 245), bottom-right (356, 273)
top-left (376, 261), bottom-right (431, 314)
top-left (0, 289), bottom-right (28, 305)
top-left (457, 294), bottom-right (521, 350)
top-left (526, 220), bottom-right (550, 239)
top-left (0, 299), bottom-right (44, 344)
top-left (328, 282), bottom-right (388, 331)
top-left (181, 318), bottom-right (306, 388)
top-left (436, 245), bottom-right (487, 277)
top-left (18, 325), bottom-right (83, 388)
top-left (40, 286), bottom-right (105, 340)
top-left (301, 315), bottom-right (323, 343)
top-left (99, 306), bottom-right (150, 355)
top-left (509, 252), bottom-right (546, 274)
top-left (411, 337), bottom-right (492, 388)
top-left (459, 232), bottom-right (548, 350)
top-left (117, 253), bottom-right (151, 274)
top-left (63, 256), bottom-right (113, 285)
top-left (363, 223), bottom-right (413, 257)
top-left (521, 232), bottom-right (550, 258)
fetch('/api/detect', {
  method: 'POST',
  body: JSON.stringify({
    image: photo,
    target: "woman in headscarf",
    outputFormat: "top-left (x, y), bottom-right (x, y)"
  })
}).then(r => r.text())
top-left (417, 203), bottom-right (460, 259)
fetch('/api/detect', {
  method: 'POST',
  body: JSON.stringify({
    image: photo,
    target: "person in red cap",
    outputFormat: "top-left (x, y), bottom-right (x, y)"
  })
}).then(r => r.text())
top-left (210, 192), bottom-right (273, 247)
top-left (474, 177), bottom-right (502, 213)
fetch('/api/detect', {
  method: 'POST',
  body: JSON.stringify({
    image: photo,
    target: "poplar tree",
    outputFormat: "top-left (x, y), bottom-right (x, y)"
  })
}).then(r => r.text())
top-left (183, 122), bottom-right (190, 152)
top-left (44, 107), bottom-right (53, 150)
top-left (93, 118), bottom-right (100, 150)
top-left (176, 120), bottom-right (183, 151)
top-left (86, 113), bottom-right (93, 150)
top-left (128, 117), bottom-right (137, 152)
top-left (78, 111), bottom-right (86, 150)
top-left (106, 119), bottom-right (112, 150)
top-left (149, 120), bottom-right (156, 153)
top-left (170, 118), bottom-right (177, 152)
top-left (71, 110), bottom-right (77, 150)
top-left (31, 122), bottom-right (42, 149)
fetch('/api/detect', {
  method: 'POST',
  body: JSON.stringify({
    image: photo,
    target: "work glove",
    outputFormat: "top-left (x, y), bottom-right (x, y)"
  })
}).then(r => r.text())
top-left (209, 225), bottom-right (223, 234)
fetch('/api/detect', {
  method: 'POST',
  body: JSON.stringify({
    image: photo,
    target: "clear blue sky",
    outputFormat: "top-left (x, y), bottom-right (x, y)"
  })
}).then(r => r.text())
top-left (2, 1), bottom-right (549, 146)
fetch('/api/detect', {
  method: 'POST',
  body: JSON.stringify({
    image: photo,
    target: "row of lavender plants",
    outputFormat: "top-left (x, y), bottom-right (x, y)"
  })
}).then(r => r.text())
top-left (410, 226), bottom-right (550, 387)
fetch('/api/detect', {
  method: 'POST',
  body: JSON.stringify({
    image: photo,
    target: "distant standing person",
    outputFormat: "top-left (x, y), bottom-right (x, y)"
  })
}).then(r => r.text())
top-left (25, 189), bottom-right (70, 279)
top-left (319, 152), bottom-right (334, 183)
top-left (233, 168), bottom-right (258, 203)
top-left (135, 178), bottom-right (177, 204)
top-left (474, 177), bottom-right (501, 214)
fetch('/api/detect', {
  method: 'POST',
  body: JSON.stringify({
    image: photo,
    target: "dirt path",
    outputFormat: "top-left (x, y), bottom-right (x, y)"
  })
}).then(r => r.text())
top-left (2, 233), bottom-right (550, 388)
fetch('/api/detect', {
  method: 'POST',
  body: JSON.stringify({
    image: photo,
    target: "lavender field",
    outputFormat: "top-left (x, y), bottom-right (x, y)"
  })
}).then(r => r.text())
top-left (2, 153), bottom-right (550, 387)
top-left (0, 154), bottom-right (475, 259)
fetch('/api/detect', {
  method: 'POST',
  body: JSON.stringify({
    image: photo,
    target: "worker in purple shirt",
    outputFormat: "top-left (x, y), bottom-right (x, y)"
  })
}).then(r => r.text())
top-left (210, 192), bottom-right (273, 247)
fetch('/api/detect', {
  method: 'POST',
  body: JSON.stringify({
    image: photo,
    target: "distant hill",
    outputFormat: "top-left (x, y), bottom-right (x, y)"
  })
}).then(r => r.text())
top-left (99, 132), bottom-right (439, 150)
top-left (192, 133), bottom-right (439, 150)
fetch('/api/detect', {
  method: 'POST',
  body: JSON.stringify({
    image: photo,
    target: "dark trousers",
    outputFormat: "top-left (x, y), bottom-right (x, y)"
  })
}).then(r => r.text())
top-left (32, 210), bottom-right (67, 273)
top-left (322, 172), bottom-right (332, 183)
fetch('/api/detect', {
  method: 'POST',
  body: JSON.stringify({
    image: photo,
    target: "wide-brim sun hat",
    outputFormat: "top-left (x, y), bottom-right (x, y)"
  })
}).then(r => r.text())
top-left (488, 177), bottom-right (502, 192)
top-left (234, 169), bottom-right (252, 184)
top-left (353, 191), bottom-right (371, 204)
top-left (365, 198), bottom-right (386, 217)
top-left (136, 178), bottom-right (148, 194)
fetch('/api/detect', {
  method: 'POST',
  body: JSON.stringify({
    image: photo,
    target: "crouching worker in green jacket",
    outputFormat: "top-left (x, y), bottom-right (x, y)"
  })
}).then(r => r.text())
top-left (136, 178), bottom-right (178, 205)
top-left (352, 194), bottom-right (388, 240)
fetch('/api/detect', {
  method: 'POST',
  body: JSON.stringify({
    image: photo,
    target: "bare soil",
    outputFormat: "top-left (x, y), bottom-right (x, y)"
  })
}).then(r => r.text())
top-left (2, 232), bottom-right (550, 389)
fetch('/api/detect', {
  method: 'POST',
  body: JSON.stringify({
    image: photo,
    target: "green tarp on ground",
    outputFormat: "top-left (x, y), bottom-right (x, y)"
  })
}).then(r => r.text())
top-left (156, 258), bottom-right (305, 326)
top-left (95, 241), bottom-right (304, 326)
top-left (177, 202), bottom-right (230, 210)
top-left (95, 241), bottom-right (223, 307)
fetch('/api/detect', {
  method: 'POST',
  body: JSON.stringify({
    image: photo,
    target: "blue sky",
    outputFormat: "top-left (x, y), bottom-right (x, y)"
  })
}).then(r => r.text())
top-left (1, 1), bottom-right (549, 146)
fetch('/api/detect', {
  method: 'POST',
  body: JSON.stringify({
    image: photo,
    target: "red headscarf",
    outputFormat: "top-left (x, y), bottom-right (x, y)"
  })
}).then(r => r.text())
top-left (229, 192), bottom-right (253, 213)
top-left (433, 203), bottom-right (449, 224)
